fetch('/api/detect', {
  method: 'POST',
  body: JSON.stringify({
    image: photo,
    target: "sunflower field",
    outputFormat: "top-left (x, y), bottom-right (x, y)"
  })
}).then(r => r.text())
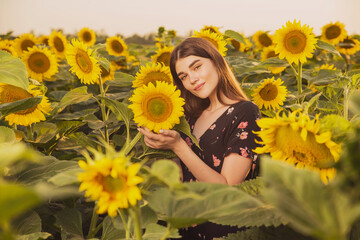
top-left (1, 21), bottom-right (360, 240)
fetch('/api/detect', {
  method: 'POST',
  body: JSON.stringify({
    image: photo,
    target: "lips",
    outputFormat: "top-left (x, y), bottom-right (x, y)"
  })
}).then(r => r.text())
top-left (194, 82), bottom-right (205, 91)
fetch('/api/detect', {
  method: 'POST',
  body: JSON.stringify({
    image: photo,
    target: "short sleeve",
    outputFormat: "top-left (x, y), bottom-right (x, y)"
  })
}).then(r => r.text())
top-left (223, 101), bottom-right (261, 162)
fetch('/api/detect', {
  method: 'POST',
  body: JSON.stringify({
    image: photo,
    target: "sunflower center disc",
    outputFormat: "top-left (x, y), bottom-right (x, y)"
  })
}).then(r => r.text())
top-left (100, 66), bottom-right (110, 78)
top-left (111, 40), bottom-right (124, 54)
top-left (21, 39), bottom-right (35, 51)
top-left (144, 72), bottom-right (172, 85)
top-left (230, 39), bottom-right (240, 50)
top-left (75, 49), bottom-right (93, 73)
top-left (259, 33), bottom-right (272, 47)
top-left (29, 52), bottom-right (50, 73)
top-left (259, 83), bottom-right (278, 101)
top-left (54, 36), bottom-right (65, 52)
top-left (0, 85), bottom-right (37, 114)
top-left (83, 32), bottom-right (92, 42)
top-left (275, 125), bottom-right (333, 168)
top-left (267, 50), bottom-right (277, 58)
top-left (285, 30), bottom-right (307, 54)
top-left (156, 52), bottom-right (171, 66)
top-left (146, 96), bottom-right (172, 122)
top-left (325, 25), bottom-right (341, 40)
top-left (103, 175), bottom-right (125, 193)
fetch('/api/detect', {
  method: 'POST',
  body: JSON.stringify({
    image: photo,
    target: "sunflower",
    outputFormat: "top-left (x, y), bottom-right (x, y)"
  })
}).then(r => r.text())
top-left (48, 31), bottom-right (68, 59)
top-left (22, 46), bottom-right (58, 82)
top-left (254, 110), bottom-right (342, 183)
top-left (193, 30), bottom-right (227, 56)
top-left (13, 33), bottom-right (38, 56)
top-left (274, 20), bottom-right (317, 65)
top-left (112, 54), bottom-right (138, 70)
top-left (252, 77), bottom-right (287, 110)
top-left (0, 84), bottom-right (52, 126)
top-left (129, 81), bottom-right (185, 133)
top-left (106, 36), bottom-right (128, 57)
top-left (201, 25), bottom-right (222, 35)
top-left (38, 35), bottom-right (49, 46)
top-left (66, 39), bottom-right (101, 84)
top-left (336, 36), bottom-right (360, 55)
top-left (151, 46), bottom-right (174, 66)
top-left (0, 41), bottom-right (18, 57)
top-left (133, 63), bottom-right (172, 88)
top-left (252, 31), bottom-right (273, 49)
top-left (227, 36), bottom-right (253, 52)
top-left (321, 22), bottom-right (347, 45)
top-left (261, 46), bottom-right (287, 74)
top-left (100, 64), bottom-right (116, 83)
top-left (78, 27), bottom-right (96, 47)
top-left (78, 150), bottom-right (143, 217)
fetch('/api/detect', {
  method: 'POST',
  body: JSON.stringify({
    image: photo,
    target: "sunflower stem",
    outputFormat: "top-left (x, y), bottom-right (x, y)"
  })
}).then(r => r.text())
top-left (297, 62), bottom-right (303, 96)
top-left (26, 125), bottom-right (33, 141)
top-left (160, 223), bottom-right (174, 240)
top-left (124, 132), bottom-right (142, 156)
top-left (117, 209), bottom-right (130, 238)
top-left (87, 206), bottom-right (99, 238)
top-left (129, 206), bottom-right (142, 240)
top-left (344, 84), bottom-right (349, 121)
top-left (99, 76), bottom-right (109, 144)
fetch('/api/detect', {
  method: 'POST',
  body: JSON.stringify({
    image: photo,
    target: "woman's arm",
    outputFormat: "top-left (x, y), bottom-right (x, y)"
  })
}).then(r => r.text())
top-left (138, 127), bottom-right (251, 185)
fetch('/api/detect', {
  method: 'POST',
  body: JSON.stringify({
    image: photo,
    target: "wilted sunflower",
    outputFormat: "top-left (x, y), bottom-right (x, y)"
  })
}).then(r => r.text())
top-left (336, 36), bottom-right (360, 55)
top-left (22, 46), bottom-right (58, 82)
top-left (193, 29), bottom-right (227, 56)
top-left (201, 25), bottom-right (222, 35)
top-left (261, 46), bottom-right (287, 74)
top-left (78, 27), bottom-right (96, 47)
top-left (274, 20), bottom-right (317, 65)
top-left (0, 41), bottom-right (18, 57)
top-left (13, 33), bottom-right (38, 56)
top-left (66, 39), bottom-right (101, 84)
top-left (0, 84), bottom-right (52, 126)
top-left (129, 81), bottom-right (185, 133)
top-left (151, 46), bottom-right (174, 66)
top-left (48, 31), bottom-right (68, 59)
top-left (106, 36), bottom-right (128, 57)
top-left (133, 63), bottom-right (172, 88)
top-left (252, 77), bottom-right (287, 110)
top-left (254, 110), bottom-right (342, 183)
top-left (252, 31), bottom-right (273, 48)
top-left (78, 150), bottom-right (143, 217)
top-left (227, 36), bottom-right (253, 52)
top-left (321, 22), bottom-right (347, 45)
top-left (100, 64), bottom-right (116, 83)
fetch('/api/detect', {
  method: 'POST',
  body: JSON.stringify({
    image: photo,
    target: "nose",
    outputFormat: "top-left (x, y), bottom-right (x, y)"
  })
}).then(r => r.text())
top-left (189, 72), bottom-right (199, 84)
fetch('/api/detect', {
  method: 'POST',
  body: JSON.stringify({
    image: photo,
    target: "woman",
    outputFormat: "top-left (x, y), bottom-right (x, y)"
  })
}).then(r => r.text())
top-left (138, 37), bottom-right (261, 239)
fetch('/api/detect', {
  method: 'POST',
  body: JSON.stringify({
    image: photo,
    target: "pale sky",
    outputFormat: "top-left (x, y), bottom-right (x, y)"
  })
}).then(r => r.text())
top-left (0, 0), bottom-right (359, 37)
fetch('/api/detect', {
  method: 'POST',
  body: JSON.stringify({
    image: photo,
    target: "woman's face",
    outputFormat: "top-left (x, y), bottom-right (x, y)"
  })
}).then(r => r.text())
top-left (175, 55), bottom-right (219, 99)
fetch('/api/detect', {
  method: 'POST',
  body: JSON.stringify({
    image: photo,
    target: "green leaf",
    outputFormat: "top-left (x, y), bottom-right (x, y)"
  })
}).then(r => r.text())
top-left (140, 205), bottom-right (158, 228)
top-left (54, 86), bottom-right (92, 113)
top-left (0, 96), bottom-right (42, 117)
top-left (262, 157), bottom-right (360, 240)
top-left (224, 30), bottom-right (246, 44)
top-left (48, 166), bottom-right (82, 186)
top-left (149, 160), bottom-right (181, 188)
top-left (0, 183), bottom-right (41, 223)
top-left (105, 72), bottom-right (135, 87)
top-left (349, 89), bottom-right (360, 115)
top-left (308, 69), bottom-right (338, 86)
top-left (316, 39), bottom-right (341, 56)
top-left (101, 216), bottom-right (126, 240)
top-left (142, 223), bottom-right (181, 240)
top-left (55, 108), bottom-right (99, 120)
top-left (55, 208), bottom-right (83, 239)
top-left (31, 122), bottom-right (57, 144)
top-left (0, 126), bottom-right (15, 143)
top-left (0, 142), bottom-right (41, 169)
top-left (257, 57), bottom-right (288, 68)
top-left (98, 57), bottom-right (110, 72)
top-left (13, 211), bottom-right (41, 235)
top-left (0, 50), bottom-right (28, 90)
top-left (173, 116), bottom-right (200, 149)
top-left (16, 232), bottom-right (52, 240)
top-left (99, 97), bottom-right (133, 131)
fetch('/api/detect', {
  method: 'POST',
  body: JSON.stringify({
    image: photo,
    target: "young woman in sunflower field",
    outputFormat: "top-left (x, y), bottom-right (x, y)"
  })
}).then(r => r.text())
top-left (138, 37), bottom-right (261, 239)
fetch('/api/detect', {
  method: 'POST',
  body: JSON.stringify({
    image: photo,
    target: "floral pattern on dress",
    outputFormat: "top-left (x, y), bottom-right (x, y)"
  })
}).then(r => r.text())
top-left (212, 154), bottom-right (221, 167)
top-left (209, 123), bottom-right (216, 130)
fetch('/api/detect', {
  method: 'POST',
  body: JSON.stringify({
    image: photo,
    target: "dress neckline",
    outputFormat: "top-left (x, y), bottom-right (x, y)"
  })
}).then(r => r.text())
top-left (191, 101), bottom-right (243, 143)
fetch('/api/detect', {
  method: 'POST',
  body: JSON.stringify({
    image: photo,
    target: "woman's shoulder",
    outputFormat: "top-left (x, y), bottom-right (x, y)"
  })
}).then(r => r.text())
top-left (232, 100), bottom-right (260, 114)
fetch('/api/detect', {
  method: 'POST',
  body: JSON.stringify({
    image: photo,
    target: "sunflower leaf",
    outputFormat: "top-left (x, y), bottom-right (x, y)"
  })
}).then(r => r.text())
top-left (0, 126), bottom-right (16, 144)
top-left (173, 116), bottom-right (201, 149)
top-left (316, 40), bottom-right (341, 56)
top-left (0, 96), bottom-right (42, 117)
top-left (54, 86), bottom-right (92, 114)
top-left (0, 50), bottom-right (28, 90)
top-left (224, 30), bottom-right (246, 45)
top-left (98, 56), bottom-right (110, 72)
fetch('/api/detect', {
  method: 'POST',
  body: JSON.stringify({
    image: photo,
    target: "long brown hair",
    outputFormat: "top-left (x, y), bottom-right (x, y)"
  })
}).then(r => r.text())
top-left (169, 37), bottom-right (249, 118)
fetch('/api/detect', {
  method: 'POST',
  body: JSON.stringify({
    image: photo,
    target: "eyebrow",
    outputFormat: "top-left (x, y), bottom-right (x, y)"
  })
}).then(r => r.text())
top-left (177, 59), bottom-right (201, 77)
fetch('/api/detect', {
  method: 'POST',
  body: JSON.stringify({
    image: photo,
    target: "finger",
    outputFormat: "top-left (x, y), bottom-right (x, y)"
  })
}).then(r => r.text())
top-left (159, 129), bottom-right (177, 138)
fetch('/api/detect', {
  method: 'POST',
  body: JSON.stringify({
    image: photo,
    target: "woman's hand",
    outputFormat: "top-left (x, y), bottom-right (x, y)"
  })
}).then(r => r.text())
top-left (137, 127), bottom-right (182, 151)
